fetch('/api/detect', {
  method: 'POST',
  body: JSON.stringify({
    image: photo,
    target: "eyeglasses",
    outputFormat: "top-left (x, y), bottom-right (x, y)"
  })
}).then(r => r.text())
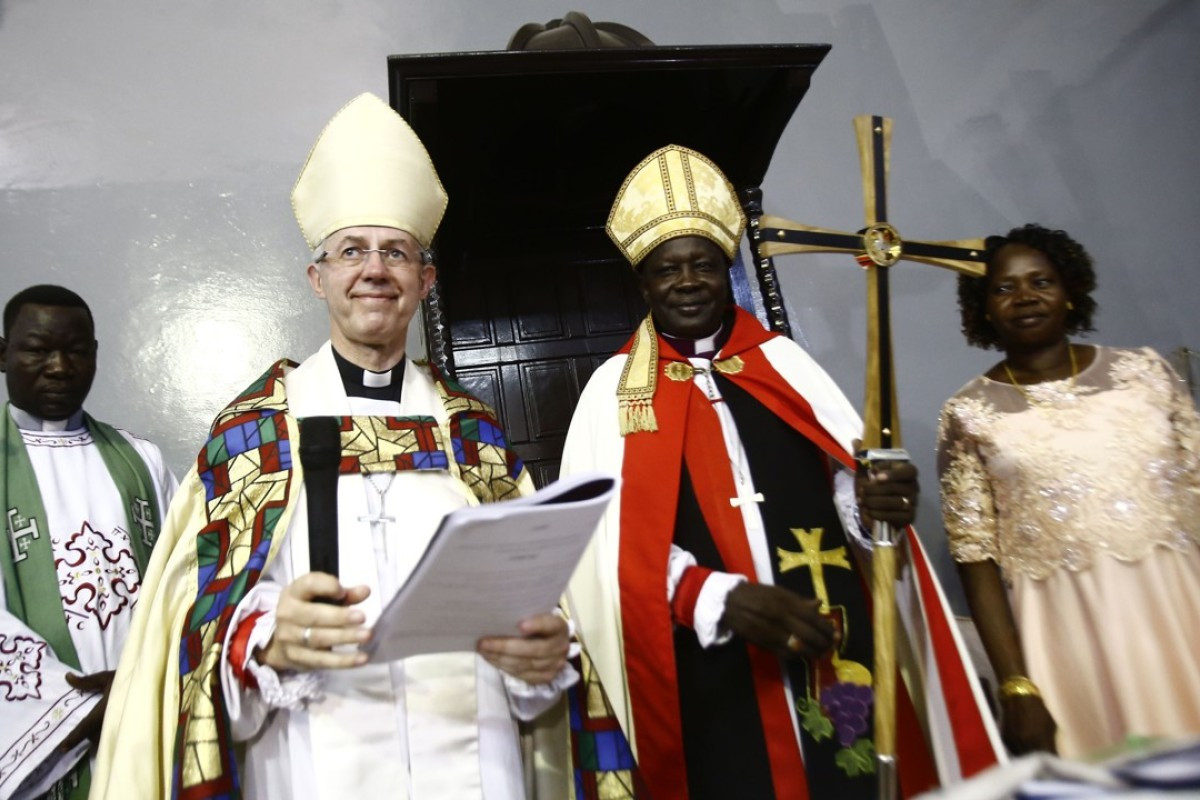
top-left (316, 245), bottom-right (433, 269)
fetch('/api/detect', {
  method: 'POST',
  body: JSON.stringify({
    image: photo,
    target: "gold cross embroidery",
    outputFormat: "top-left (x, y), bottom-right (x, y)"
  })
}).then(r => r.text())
top-left (776, 527), bottom-right (850, 611)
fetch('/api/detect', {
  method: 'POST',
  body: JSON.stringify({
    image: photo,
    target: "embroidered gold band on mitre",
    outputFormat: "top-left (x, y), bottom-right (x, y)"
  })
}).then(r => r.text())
top-left (607, 144), bottom-right (747, 267)
top-left (618, 315), bottom-right (744, 435)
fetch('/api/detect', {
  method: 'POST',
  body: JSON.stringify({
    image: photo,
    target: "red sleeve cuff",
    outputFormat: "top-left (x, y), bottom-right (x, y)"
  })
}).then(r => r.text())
top-left (671, 566), bottom-right (715, 629)
top-left (228, 610), bottom-right (267, 690)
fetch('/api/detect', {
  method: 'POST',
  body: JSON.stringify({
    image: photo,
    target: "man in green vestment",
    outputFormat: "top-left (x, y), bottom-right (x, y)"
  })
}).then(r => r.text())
top-left (0, 284), bottom-right (178, 800)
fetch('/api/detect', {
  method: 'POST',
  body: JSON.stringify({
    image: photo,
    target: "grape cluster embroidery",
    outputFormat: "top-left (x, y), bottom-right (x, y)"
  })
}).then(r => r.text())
top-left (798, 679), bottom-right (877, 776)
top-left (777, 526), bottom-right (876, 777)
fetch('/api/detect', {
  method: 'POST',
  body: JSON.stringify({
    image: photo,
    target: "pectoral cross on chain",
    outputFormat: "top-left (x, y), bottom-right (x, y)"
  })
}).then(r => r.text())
top-left (358, 473), bottom-right (397, 547)
top-left (358, 506), bottom-right (396, 533)
top-left (692, 367), bottom-right (766, 510)
top-left (729, 489), bottom-right (765, 509)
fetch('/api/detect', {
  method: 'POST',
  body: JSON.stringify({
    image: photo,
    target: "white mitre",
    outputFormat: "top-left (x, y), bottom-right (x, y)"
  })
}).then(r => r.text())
top-left (291, 92), bottom-right (448, 249)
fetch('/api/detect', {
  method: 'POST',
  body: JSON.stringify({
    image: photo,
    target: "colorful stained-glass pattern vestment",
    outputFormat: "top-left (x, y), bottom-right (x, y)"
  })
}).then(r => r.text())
top-left (93, 346), bottom-right (534, 800)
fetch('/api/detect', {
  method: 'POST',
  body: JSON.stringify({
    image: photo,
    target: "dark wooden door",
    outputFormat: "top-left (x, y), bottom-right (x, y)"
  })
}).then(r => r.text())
top-left (433, 243), bottom-right (644, 487)
top-left (390, 45), bottom-right (830, 484)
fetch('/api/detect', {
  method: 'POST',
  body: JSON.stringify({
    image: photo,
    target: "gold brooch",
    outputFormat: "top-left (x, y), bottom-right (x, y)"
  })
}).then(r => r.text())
top-left (713, 355), bottom-right (745, 375)
top-left (664, 362), bottom-right (694, 382)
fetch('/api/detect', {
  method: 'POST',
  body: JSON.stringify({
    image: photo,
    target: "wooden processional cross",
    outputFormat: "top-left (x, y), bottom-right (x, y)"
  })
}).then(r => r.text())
top-left (757, 115), bottom-right (988, 800)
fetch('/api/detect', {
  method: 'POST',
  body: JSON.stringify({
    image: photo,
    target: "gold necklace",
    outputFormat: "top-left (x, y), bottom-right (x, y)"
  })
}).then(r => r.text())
top-left (1004, 345), bottom-right (1078, 402)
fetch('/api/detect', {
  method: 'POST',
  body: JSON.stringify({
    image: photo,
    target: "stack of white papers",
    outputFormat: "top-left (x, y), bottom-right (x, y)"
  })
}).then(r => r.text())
top-left (363, 471), bottom-right (616, 662)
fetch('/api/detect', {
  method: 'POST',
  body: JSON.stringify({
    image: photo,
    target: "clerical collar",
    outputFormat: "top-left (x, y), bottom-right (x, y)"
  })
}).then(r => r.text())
top-left (662, 324), bottom-right (729, 361)
top-left (9, 405), bottom-right (85, 432)
top-left (331, 347), bottom-right (405, 403)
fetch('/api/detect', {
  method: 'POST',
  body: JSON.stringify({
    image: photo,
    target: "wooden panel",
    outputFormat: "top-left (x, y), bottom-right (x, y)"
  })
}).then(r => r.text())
top-left (446, 282), bottom-right (497, 348)
top-left (526, 460), bottom-right (560, 490)
top-left (579, 264), bottom-right (643, 335)
top-left (521, 360), bottom-right (580, 440)
top-left (453, 365), bottom-right (503, 418)
top-left (512, 278), bottom-right (568, 340)
top-left (434, 255), bottom-right (644, 487)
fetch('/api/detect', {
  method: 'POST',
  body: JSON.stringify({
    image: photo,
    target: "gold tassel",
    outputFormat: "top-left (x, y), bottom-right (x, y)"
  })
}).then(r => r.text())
top-left (617, 315), bottom-right (661, 437)
top-left (619, 398), bottom-right (659, 435)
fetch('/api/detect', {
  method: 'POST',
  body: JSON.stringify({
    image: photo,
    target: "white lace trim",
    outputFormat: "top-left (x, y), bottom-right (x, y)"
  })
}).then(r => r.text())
top-left (501, 659), bottom-right (580, 703)
top-left (246, 658), bottom-right (325, 711)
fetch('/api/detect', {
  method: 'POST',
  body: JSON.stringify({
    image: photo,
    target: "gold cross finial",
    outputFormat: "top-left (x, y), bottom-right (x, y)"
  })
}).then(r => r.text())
top-left (756, 115), bottom-right (988, 449)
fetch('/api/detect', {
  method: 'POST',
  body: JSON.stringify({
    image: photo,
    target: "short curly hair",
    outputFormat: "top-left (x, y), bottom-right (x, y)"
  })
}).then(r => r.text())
top-left (4, 284), bottom-right (93, 338)
top-left (956, 223), bottom-right (1098, 350)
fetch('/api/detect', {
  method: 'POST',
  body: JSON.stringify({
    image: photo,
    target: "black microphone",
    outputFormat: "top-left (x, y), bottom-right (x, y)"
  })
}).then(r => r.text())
top-left (299, 416), bottom-right (342, 581)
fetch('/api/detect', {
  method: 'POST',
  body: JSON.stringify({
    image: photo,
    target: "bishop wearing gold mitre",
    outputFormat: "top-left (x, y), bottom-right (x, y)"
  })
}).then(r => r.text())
top-left (562, 144), bottom-right (1005, 800)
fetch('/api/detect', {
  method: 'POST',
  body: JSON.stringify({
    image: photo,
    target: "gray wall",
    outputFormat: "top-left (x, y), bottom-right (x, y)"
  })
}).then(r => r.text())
top-left (2, 1), bottom-right (1196, 609)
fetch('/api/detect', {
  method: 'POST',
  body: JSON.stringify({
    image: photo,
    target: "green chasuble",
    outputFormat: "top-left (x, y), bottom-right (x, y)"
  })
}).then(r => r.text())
top-left (0, 406), bottom-right (163, 800)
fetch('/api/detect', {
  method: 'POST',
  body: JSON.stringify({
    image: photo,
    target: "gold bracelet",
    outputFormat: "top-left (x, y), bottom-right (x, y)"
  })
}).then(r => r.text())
top-left (999, 675), bottom-right (1042, 700)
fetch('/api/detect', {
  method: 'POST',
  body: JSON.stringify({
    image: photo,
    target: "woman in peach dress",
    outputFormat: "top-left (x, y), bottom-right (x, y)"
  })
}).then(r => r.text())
top-left (937, 224), bottom-right (1200, 758)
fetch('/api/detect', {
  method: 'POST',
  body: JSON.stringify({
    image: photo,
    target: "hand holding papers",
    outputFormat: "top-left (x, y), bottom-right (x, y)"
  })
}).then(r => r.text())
top-left (362, 472), bottom-right (616, 663)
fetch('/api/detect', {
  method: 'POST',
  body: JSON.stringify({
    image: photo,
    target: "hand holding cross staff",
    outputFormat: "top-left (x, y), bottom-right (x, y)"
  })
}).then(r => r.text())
top-left (754, 115), bottom-right (987, 800)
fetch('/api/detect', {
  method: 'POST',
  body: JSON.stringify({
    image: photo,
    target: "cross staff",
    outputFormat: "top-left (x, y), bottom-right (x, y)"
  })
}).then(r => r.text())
top-left (756, 115), bottom-right (988, 800)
